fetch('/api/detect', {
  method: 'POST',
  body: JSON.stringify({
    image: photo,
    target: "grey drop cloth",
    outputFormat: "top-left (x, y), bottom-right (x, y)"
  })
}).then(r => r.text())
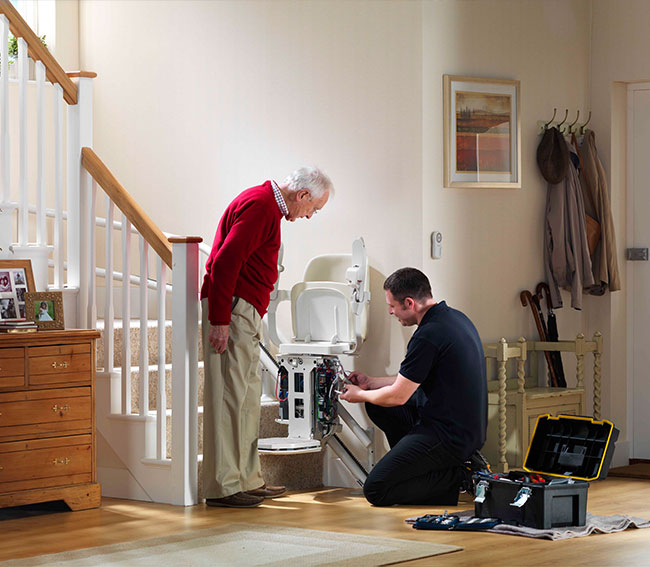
top-left (406, 512), bottom-right (650, 541)
top-left (491, 513), bottom-right (650, 540)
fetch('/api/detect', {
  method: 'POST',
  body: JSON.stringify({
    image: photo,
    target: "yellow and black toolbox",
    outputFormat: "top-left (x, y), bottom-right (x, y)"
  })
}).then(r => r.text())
top-left (474, 414), bottom-right (619, 529)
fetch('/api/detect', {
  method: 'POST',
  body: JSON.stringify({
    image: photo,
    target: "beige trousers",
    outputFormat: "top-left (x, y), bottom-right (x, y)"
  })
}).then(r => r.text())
top-left (201, 298), bottom-right (264, 499)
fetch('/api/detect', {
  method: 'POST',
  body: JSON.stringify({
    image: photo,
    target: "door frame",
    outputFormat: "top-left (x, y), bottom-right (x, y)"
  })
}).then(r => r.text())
top-left (626, 82), bottom-right (650, 459)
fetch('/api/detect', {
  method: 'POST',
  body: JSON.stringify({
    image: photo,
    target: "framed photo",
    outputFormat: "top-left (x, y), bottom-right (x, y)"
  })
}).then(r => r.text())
top-left (25, 291), bottom-right (65, 330)
top-left (443, 75), bottom-right (521, 188)
top-left (0, 259), bottom-right (36, 322)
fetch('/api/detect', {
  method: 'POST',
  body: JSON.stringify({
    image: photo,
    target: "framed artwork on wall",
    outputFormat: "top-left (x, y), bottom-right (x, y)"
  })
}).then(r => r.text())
top-left (0, 259), bottom-right (36, 321)
top-left (443, 75), bottom-right (521, 188)
top-left (25, 291), bottom-right (65, 330)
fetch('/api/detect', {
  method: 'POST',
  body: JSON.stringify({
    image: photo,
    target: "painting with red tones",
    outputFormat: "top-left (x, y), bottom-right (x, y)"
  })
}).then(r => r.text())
top-left (444, 76), bottom-right (520, 188)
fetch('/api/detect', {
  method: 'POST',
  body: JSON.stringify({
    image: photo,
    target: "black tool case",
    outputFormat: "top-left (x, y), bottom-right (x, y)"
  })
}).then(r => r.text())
top-left (474, 414), bottom-right (619, 529)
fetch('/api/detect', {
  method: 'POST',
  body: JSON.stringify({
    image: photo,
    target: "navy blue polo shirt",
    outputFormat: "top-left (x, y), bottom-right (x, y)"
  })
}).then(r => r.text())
top-left (399, 301), bottom-right (487, 460)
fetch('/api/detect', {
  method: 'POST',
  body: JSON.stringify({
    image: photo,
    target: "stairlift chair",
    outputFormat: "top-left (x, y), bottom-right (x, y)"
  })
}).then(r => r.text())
top-left (258, 238), bottom-right (375, 484)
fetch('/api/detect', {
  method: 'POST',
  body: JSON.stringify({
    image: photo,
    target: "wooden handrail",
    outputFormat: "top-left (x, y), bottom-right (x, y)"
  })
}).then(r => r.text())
top-left (0, 0), bottom-right (78, 105)
top-left (82, 147), bottom-right (173, 268)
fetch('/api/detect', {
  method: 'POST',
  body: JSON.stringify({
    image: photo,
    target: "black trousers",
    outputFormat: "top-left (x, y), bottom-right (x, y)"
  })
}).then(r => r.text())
top-left (363, 398), bottom-right (463, 507)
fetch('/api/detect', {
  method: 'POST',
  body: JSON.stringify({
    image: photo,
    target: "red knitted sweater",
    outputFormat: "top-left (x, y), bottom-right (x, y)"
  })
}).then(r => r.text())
top-left (200, 181), bottom-right (282, 325)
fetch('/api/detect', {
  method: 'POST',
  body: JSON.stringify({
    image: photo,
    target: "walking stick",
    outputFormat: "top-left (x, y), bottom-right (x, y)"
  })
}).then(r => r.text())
top-left (535, 282), bottom-right (567, 387)
top-left (520, 290), bottom-right (559, 387)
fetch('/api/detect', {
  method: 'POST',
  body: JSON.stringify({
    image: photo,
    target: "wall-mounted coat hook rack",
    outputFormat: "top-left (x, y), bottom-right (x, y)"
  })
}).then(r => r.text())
top-left (537, 109), bottom-right (592, 136)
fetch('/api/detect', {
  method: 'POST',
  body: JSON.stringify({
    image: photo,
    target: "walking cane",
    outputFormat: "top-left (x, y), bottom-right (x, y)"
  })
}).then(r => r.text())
top-left (520, 289), bottom-right (559, 387)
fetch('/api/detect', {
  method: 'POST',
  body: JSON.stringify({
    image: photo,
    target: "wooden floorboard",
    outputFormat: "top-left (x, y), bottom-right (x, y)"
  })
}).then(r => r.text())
top-left (0, 477), bottom-right (649, 565)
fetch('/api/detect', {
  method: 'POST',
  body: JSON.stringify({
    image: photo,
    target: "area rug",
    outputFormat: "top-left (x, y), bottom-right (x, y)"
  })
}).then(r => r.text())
top-left (2, 523), bottom-right (462, 566)
top-left (608, 463), bottom-right (650, 479)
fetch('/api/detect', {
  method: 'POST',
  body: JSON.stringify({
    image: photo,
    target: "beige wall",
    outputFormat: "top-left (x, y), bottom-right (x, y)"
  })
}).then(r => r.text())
top-left (79, 0), bottom-right (422, 377)
top-left (76, 0), bottom-right (637, 466)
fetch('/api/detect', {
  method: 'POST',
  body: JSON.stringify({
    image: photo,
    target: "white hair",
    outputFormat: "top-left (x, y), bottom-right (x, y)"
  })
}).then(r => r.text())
top-left (284, 166), bottom-right (334, 199)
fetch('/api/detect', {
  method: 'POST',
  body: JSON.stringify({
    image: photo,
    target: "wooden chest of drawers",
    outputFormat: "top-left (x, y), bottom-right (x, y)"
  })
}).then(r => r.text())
top-left (0, 330), bottom-right (100, 510)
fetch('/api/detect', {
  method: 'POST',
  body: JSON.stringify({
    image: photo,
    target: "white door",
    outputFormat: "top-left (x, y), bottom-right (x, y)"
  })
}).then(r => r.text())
top-left (628, 83), bottom-right (650, 459)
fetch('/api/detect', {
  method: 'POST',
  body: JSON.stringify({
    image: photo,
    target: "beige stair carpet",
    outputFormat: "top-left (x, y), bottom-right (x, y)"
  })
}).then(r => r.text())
top-left (2, 523), bottom-right (462, 566)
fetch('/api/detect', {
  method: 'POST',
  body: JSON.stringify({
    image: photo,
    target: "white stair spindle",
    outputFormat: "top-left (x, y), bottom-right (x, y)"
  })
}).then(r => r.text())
top-left (53, 85), bottom-right (64, 288)
top-left (0, 16), bottom-right (9, 203)
top-left (156, 258), bottom-right (167, 459)
top-left (121, 215), bottom-right (132, 414)
top-left (35, 61), bottom-right (46, 245)
top-left (87, 179), bottom-right (97, 328)
top-left (104, 197), bottom-right (115, 373)
top-left (139, 236), bottom-right (149, 416)
top-left (18, 38), bottom-right (28, 245)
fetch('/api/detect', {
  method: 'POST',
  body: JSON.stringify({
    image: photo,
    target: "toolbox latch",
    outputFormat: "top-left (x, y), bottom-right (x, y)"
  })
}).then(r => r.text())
top-left (474, 480), bottom-right (489, 504)
top-left (510, 486), bottom-right (532, 508)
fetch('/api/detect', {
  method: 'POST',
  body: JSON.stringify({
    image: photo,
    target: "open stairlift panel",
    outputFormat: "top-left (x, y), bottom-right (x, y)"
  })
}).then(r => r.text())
top-left (259, 238), bottom-right (375, 485)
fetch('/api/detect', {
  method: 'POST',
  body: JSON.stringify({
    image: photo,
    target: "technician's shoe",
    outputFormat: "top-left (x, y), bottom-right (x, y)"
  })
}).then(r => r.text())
top-left (458, 466), bottom-right (475, 496)
top-left (245, 483), bottom-right (287, 499)
top-left (205, 492), bottom-right (264, 508)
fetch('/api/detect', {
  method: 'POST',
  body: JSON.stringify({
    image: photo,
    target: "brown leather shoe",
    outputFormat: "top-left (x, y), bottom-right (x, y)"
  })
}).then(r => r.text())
top-left (205, 491), bottom-right (264, 508)
top-left (245, 483), bottom-right (287, 498)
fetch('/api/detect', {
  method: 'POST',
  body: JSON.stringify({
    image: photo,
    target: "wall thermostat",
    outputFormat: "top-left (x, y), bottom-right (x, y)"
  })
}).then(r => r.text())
top-left (431, 231), bottom-right (442, 259)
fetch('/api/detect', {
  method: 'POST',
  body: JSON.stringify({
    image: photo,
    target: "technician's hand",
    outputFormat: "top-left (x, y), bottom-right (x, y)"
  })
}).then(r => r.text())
top-left (209, 324), bottom-right (229, 354)
top-left (339, 383), bottom-right (365, 403)
top-left (348, 371), bottom-right (371, 390)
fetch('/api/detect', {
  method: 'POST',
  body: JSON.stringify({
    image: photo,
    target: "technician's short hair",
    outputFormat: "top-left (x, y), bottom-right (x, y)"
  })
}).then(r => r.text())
top-left (383, 267), bottom-right (433, 304)
top-left (284, 166), bottom-right (334, 199)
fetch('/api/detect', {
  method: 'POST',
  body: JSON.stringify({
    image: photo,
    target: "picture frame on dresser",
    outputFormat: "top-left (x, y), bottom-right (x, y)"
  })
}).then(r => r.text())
top-left (25, 291), bottom-right (65, 330)
top-left (0, 259), bottom-right (36, 321)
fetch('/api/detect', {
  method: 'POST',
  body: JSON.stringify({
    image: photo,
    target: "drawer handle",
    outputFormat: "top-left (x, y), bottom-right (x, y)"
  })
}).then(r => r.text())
top-left (52, 457), bottom-right (70, 466)
top-left (51, 361), bottom-right (69, 369)
top-left (52, 404), bottom-right (71, 413)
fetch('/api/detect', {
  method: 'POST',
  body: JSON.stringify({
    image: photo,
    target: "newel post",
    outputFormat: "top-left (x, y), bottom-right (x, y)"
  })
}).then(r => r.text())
top-left (169, 236), bottom-right (202, 506)
top-left (66, 72), bottom-right (95, 326)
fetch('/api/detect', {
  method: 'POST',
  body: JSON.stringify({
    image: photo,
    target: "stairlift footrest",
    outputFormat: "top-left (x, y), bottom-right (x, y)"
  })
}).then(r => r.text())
top-left (258, 437), bottom-right (322, 454)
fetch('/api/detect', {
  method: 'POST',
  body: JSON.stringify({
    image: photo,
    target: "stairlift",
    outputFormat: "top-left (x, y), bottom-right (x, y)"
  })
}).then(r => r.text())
top-left (258, 238), bottom-right (375, 485)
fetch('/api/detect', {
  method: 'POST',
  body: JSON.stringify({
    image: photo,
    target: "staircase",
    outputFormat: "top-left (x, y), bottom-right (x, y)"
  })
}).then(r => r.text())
top-left (0, 1), bottom-right (324, 506)
top-left (94, 318), bottom-right (323, 500)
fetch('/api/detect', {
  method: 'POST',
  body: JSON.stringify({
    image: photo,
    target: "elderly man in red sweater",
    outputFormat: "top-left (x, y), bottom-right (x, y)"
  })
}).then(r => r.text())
top-left (201, 167), bottom-right (333, 508)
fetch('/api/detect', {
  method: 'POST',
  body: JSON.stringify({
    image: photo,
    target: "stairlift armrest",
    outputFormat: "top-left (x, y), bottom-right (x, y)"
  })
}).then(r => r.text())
top-left (266, 289), bottom-right (290, 346)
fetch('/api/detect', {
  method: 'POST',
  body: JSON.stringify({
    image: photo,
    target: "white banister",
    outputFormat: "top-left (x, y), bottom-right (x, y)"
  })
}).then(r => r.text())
top-left (0, 15), bottom-right (9, 203)
top-left (156, 257), bottom-right (167, 460)
top-left (121, 215), bottom-right (132, 414)
top-left (53, 84), bottom-right (64, 287)
top-left (139, 236), bottom-right (149, 417)
top-left (104, 197), bottom-right (115, 373)
top-left (17, 37), bottom-right (28, 245)
top-left (35, 60), bottom-right (45, 245)
top-left (170, 238), bottom-right (201, 506)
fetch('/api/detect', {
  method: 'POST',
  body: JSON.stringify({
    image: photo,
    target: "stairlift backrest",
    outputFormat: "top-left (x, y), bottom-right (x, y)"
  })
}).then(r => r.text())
top-left (290, 282), bottom-right (355, 344)
top-left (292, 252), bottom-right (369, 345)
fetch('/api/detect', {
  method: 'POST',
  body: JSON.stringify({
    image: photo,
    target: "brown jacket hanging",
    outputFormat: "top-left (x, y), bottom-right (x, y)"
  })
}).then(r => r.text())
top-left (578, 129), bottom-right (621, 293)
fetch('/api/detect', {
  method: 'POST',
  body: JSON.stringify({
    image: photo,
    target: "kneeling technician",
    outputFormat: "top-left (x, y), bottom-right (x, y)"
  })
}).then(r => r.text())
top-left (340, 267), bottom-right (487, 506)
